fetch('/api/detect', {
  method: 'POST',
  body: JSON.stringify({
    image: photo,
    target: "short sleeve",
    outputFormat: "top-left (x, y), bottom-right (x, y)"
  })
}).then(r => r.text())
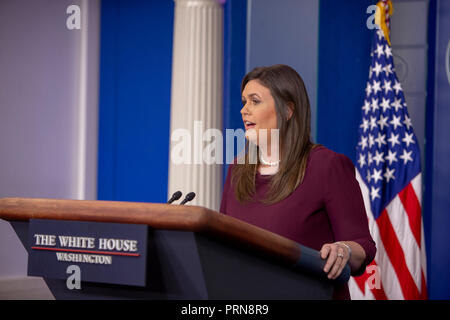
top-left (220, 164), bottom-right (233, 214)
top-left (323, 153), bottom-right (377, 276)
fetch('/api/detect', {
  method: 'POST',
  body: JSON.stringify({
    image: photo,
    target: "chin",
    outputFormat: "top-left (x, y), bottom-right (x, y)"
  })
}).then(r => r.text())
top-left (245, 128), bottom-right (258, 144)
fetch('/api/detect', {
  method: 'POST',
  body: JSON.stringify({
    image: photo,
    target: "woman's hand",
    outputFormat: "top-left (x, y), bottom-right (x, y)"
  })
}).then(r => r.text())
top-left (320, 242), bottom-right (351, 280)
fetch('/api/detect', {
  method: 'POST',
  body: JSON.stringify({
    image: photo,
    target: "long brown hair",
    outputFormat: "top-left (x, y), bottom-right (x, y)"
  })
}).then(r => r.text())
top-left (232, 64), bottom-right (316, 204)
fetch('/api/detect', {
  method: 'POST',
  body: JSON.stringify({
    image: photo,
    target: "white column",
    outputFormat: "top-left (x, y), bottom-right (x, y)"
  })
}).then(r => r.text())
top-left (74, 0), bottom-right (100, 201)
top-left (168, 0), bottom-right (223, 211)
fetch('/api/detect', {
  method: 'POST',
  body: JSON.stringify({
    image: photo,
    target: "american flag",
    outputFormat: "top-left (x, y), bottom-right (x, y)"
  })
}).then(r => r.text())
top-left (348, 6), bottom-right (428, 300)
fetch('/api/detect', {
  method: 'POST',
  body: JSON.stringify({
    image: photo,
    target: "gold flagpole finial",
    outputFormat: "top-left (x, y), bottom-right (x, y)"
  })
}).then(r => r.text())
top-left (375, 0), bottom-right (394, 46)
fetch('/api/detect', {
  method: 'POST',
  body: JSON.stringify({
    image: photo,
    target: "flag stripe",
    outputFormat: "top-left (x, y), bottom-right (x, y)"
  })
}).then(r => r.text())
top-left (410, 173), bottom-right (422, 206)
top-left (398, 183), bottom-right (422, 248)
top-left (371, 273), bottom-right (388, 300)
top-left (411, 174), bottom-right (428, 284)
top-left (373, 232), bottom-right (404, 299)
top-left (353, 171), bottom-right (404, 299)
top-left (385, 194), bottom-right (423, 291)
top-left (354, 270), bottom-right (368, 294)
top-left (349, 277), bottom-right (375, 300)
top-left (377, 209), bottom-right (420, 299)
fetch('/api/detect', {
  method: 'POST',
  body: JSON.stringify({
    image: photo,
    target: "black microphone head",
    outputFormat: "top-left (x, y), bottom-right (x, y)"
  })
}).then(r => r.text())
top-left (167, 191), bottom-right (182, 204)
top-left (172, 191), bottom-right (182, 200)
top-left (185, 192), bottom-right (196, 201)
top-left (180, 192), bottom-right (196, 205)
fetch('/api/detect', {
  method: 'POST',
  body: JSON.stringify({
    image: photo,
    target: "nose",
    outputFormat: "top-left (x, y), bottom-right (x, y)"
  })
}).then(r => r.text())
top-left (240, 103), bottom-right (249, 116)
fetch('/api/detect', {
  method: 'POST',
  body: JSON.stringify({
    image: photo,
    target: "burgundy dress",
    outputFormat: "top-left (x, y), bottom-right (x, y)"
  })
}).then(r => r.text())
top-left (219, 145), bottom-right (376, 300)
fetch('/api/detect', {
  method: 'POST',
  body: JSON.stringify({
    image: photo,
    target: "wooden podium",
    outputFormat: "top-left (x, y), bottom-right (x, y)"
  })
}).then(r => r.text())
top-left (0, 197), bottom-right (349, 300)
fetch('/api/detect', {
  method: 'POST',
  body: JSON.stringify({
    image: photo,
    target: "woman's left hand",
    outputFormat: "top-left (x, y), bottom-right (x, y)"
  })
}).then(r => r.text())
top-left (320, 242), bottom-right (350, 280)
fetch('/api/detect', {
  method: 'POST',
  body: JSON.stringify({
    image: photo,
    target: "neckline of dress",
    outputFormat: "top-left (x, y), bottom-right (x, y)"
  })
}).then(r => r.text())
top-left (255, 145), bottom-right (324, 179)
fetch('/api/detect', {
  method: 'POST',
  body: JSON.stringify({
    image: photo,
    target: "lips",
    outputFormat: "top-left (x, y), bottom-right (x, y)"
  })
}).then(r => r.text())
top-left (244, 120), bottom-right (256, 130)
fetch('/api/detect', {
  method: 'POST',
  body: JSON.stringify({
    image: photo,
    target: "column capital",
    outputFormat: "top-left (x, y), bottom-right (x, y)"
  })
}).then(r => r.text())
top-left (174, 0), bottom-right (224, 7)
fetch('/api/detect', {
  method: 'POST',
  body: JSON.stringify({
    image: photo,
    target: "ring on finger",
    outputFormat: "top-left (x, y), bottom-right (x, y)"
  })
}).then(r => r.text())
top-left (337, 252), bottom-right (344, 258)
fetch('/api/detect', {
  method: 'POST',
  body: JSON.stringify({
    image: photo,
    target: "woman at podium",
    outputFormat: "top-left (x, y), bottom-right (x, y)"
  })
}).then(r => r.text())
top-left (220, 64), bottom-right (376, 300)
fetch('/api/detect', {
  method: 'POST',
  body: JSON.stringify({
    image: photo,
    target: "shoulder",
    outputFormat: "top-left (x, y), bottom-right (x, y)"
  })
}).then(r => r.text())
top-left (308, 145), bottom-right (355, 173)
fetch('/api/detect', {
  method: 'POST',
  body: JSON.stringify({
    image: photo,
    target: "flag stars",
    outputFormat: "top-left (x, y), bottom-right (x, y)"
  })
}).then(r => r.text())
top-left (359, 136), bottom-right (368, 150)
top-left (371, 169), bottom-right (383, 184)
top-left (403, 115), bottom-right (412, 130)
top-left (371, 98), bottom-right (380, 112)
top-left (367, 152), bottom-right (374, 166)
top-left (387, 133), bottom-right (400, 147)
top-left (362, 100), bottom-right (371, 115)
top-left (399, 149), bottom-right (413, 164)
top-left (391, 98), bottom-right (403, 112)
top-left (384, 167), bottom-right (395, 182)
top-left (368, 134), bottom-right (375, 148)
top-left (365, 82), bottom-right (372, 97)
top-left (393, 80), bottom-right (402, 95)
top-left (375, 44), bottom-right (385, 58)
top-left (358, 153), bottom-right (366, 168)
top-left (369, 116), bottom-right (378, 131)
top-left (390, 115), bottom-right (403, 130)
top-left (377, 114), bottom-right (389, 130)
top-left (360, 118), bottom-right (369, 132)
top-left (385, 150), bottom-right (398, 165)
top-left (373, 150), bottom-right (385, 166)
top-left (382, 80), bottom-right (392, 95)
top-left (402, 132), bottom-right (415, 147)
top-left (385, 45), bottom-right (393, 59)
top-left (371, 186), bottom-right (381, 201)
top-left (372, 62), bottom-right (383, 78)
top-left (376, 29), bottom-right (384, 41)
top-left (375, 133), bottom-right (387, 148)
top-left (383, 64), bottom-right (393, 76)
top-left (372, 80), bottom-right (382, 95)
top-left (380, 98), bottom-right (391, 113)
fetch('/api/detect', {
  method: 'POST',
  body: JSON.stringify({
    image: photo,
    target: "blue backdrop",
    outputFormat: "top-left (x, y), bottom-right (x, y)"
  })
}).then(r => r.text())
top-left (223, 0), bottom-right (247, 178)
top-left (98, 0), bottom-right (174, 203)
top-left (424, 0), bottom-right (450, 299)
top-left (316, 0), bottom-right (373, 163)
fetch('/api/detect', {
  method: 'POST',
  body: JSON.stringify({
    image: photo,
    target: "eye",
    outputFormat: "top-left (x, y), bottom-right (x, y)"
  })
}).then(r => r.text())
top-left (252, 99), bottom-right (260, 105)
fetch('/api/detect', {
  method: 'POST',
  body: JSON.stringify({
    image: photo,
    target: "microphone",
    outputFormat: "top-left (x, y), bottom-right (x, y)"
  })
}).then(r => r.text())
top-left (179, 192), bottom-right (196, 205)
top-left (167, 191), bottom-right (182, 204)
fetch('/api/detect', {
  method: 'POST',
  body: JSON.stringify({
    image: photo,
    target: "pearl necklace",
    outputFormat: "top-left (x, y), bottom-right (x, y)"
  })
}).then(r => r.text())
top-left (259, 150), bottom-right (280, 166)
